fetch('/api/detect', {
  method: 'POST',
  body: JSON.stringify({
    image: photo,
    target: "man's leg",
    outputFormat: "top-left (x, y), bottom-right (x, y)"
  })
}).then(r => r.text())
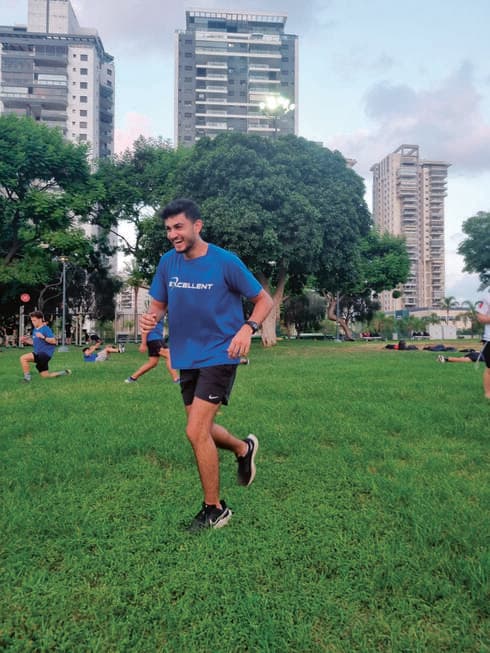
top-left (20, 352), bottom-right (34, 374)
top-left (20, 352), bottom-right (34, 380)
top-left (210, 422), bottom-right (248, 458)
top-left (211, 422), bottom-right (258, 487)
top-left (160, 348), bottom-right (180, 382)
top-left (40, 370), bottom-right (71, 378)
top-left (127, 357), bottom-right (159, 381)
top-left (185, 399), bottom-right (223, 507)
top-left (484, 367), bottom-right (490, 399)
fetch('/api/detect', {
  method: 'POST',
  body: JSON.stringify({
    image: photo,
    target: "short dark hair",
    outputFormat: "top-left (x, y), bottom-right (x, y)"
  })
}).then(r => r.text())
top-left (29, 310), bottom-right (44, 320)
top-left (159, 198), bottom-right (201, 223)
top-left (82, 347), bottom-right (89, 353)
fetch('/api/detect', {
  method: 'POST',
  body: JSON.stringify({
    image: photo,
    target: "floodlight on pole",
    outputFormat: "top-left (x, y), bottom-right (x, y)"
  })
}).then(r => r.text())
top-left (259, 95), bottom-right (295, 137)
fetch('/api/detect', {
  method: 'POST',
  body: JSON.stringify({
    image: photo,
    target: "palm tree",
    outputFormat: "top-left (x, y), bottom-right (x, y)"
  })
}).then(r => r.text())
top-left (124, 261), bottom-right (148, 342)
top-left (440, 296), bottom-right (458, 324)
top-left (461, 300), bottom-right (478, 336)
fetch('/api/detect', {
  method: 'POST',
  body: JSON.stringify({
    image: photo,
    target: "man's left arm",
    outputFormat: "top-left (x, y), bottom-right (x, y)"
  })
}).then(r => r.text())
top-left (36, 326), bottom-right (56, 345)
top-left (227, 289), bottom-right (273, 359)
top-left (476, 299), bottom-right (490, 324)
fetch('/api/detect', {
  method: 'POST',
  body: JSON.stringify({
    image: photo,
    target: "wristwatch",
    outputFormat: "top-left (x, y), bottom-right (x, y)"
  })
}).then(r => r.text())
top-left (244, 320), bottom-right (259, 334)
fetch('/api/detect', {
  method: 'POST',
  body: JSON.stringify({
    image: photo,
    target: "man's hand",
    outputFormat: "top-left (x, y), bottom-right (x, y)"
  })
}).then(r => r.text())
top-left (139, 343), bottom-right (147, 353)
top-left (227, 325), bottom-right (253, 359)
top-left (139, 312), bottom-right (158, 334)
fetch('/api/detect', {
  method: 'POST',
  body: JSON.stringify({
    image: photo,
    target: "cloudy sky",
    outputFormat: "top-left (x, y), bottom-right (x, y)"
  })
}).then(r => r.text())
top-left (3, 0), bottom-right (490, 301)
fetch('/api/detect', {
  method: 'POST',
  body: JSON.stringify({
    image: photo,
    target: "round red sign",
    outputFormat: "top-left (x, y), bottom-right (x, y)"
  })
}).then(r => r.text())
top-left (20, 293), bottom-right (30, 303)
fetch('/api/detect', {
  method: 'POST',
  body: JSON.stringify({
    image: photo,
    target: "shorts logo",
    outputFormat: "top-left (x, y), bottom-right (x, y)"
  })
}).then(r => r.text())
top-left (208, 394), bottom-right (219, 400)
top-left (169, 276), bottom-right (213, 290)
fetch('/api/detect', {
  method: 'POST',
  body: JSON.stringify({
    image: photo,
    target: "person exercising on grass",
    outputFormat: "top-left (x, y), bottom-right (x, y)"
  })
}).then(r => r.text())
top-left (140, 198), bottom-right (273, 532)
top-left (19, 311), bottom-right (71, 382)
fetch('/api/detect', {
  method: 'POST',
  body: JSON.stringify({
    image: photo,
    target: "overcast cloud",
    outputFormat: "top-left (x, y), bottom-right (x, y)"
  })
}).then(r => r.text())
top-left (72, 0), bottom-right (323, 55)
top-left (329, 62), bottom-right (490, 178)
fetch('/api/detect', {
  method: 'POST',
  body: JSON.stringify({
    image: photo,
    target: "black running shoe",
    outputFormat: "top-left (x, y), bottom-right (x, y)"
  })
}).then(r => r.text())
top-left (188, 501), bottom-right (232, 532)
top-left (236, 434), bottom-right (258, 487)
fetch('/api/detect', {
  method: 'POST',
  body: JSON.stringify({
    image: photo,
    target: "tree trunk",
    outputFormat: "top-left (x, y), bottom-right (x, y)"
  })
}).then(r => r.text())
top-left (325, 292), bottom-right (354, 340)
top-left (133, 286), bottom-right (139, 342)
top-left (257, 268), bottom-right (287, 347)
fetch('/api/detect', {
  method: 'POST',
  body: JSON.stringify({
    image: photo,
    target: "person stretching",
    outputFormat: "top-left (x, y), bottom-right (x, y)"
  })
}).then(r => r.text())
top-left (125, 319), bottom-right (179, 384)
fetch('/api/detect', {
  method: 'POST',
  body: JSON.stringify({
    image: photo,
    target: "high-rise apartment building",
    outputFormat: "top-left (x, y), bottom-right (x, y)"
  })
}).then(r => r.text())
top-left (0, 0), bottom-right (114, 161)
top-left (371, 145), bottom-right (450, 311)
top-left (175, 9), bottom-right (298, 146)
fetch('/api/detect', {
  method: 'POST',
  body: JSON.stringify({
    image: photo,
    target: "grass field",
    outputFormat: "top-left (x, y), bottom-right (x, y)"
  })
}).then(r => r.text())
top-left (0, 340), bottom-right (489, 652)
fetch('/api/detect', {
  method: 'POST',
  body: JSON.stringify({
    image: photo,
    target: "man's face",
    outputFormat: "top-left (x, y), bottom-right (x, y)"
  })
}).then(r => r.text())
top-left (30, 316), bottom-right (42, 328)
top-left (165, 213), bottom-right (202, 255)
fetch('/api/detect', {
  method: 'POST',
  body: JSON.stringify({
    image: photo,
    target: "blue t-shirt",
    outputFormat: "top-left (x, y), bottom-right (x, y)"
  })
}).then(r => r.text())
top-left (147, 319), bottom-right (164, 343)
top-left (32, 325), bottom-right (56, 357)
top-left (83, 353), bottom-right (97, 362)
top-left (149, 244), bottom-right (262, 369)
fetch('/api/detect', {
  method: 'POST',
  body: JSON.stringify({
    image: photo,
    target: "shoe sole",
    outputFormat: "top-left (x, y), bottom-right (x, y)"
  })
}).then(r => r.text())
top-left (212, 508), bottom-right (232, 529)
top-left (240, 434), bottom-right (258, 487)
top-left (189, 508), bottom-right (232, 532)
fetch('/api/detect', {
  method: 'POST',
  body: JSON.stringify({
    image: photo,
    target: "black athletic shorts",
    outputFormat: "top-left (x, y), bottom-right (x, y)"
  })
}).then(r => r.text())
top-left (180, 364), bottom-right (238, 406)
top-left (147, 339), bottom-right (164, 357)
top-left (481, 341), bottom-right (490, 368)
top-left (34, 352), bottom-right (51, 373)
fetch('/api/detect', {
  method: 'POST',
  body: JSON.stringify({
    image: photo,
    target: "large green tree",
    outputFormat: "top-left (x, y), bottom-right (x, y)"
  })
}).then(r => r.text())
top-left (318, 230), bottom-right (410, 338)
top-left (0, 114), bottom-right (107, 312)
top-left (165, 132), bottom-right (371, 345)
top-left (93, 136), bottom-right (183, 262)
top-left (458, 211), bottom-right (490, 287)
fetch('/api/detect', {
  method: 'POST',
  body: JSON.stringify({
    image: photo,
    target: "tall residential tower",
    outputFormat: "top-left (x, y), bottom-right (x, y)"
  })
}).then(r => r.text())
top-left (0, 0), bottom-right (114, 161)
top-left (175, 9), bottom-right (298, 146)
top-left (371, 145), bottom-right (450, 311)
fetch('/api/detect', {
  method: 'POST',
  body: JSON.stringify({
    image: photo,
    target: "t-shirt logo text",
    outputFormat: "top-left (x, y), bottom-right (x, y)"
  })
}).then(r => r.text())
top-left (169, 276), bottom-right (214, 290)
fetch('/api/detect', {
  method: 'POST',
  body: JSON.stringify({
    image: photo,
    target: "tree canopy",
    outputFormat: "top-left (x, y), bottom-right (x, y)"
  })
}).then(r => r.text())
top-left (458, 211), bottom-right (490, 287)
top-left (166, 132), bottom-right (372, 344)
top-left (93, 132), bottom-right (411, 344)
top-left (0, 115), bottom-right (119, 317)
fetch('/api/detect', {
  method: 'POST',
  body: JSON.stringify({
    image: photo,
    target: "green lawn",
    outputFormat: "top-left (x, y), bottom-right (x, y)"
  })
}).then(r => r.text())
top-left (0, 341), bottom-right (489, 652)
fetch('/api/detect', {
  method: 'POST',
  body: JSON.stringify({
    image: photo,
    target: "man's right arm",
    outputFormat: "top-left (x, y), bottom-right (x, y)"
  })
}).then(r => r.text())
top-left (139, 300), bottom-right (167, 334)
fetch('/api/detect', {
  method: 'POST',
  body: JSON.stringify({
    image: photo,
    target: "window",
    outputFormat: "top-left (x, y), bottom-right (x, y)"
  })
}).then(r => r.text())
top-left (79, 134), bottom-right (87, 141)
top-left (80, 110), bottom-right (87, 116)
top-left (81, 54), bottom-right (88, 61)
top-left (107, 68), bottom-right (112, 75)
top-left (80, 82), bottom-right (87, 89)
top-left (80, 96), bottom-right (88, 103)
top-left (80, 68), bottom-right (88, 75)
top-left (80, 122), bottom-right (87, 128)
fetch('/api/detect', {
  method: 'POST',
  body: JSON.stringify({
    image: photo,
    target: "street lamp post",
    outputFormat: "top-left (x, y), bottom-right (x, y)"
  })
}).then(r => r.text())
top-left (259, 95), bottom-right (295, 138)
top-left (58, 256), bottom-right (69, 352)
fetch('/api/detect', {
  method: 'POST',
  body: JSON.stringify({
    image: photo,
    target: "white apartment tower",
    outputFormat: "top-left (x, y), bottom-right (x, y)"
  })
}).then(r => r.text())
top-left (0, 0), bottom-right (114, 161)
top-left (175, 9), bottom-right (298, 146)
top-left (371, 145), bottom-right (450, 312)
